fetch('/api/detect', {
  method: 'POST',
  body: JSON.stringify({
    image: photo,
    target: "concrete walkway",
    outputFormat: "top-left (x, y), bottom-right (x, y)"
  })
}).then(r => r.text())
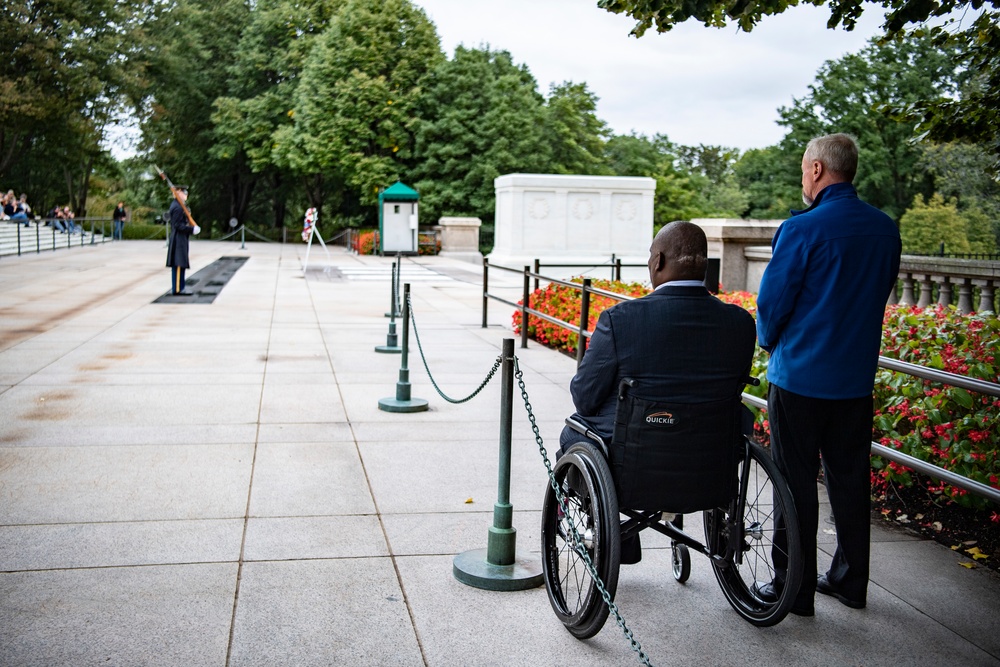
top-left (1, 240), bottom-right (998, 666)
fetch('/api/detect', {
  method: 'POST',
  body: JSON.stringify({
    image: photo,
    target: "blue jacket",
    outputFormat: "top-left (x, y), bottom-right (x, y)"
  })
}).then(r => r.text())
top-left (571, 285), bottom-right (757, 441)
top-left (757, 182), bottom-right (901, 399)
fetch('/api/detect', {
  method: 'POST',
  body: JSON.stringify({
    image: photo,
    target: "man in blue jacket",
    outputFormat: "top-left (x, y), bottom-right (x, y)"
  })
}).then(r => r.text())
top-left (756, 134), bottom-right (901, 615)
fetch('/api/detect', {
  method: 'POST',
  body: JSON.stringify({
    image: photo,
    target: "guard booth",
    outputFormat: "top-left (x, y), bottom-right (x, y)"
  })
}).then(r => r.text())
top-left (379, 181), bottom-right (419, 255)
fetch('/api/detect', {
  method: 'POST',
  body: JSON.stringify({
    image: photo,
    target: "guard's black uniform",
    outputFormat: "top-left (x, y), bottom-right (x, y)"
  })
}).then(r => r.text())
top-left (165, 199), bottom-right (194, 294)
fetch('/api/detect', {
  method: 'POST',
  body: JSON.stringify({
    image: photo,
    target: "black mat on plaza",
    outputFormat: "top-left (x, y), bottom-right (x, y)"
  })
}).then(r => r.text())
top-left (155, 256), bottom-right (248, 304)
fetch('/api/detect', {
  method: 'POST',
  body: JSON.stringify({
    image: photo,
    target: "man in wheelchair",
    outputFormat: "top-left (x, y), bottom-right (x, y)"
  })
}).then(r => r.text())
top-left (559, 221), bottom-right (757, 564)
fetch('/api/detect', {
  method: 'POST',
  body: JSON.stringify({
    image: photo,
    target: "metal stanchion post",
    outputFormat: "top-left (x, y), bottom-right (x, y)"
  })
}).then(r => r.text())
top-left (385, 260), bottom-right (398, 317)
top-left (576, 278), bottom-right (592, 369)
top-left (610, 253), bottom-right (616, 281)
top-left (378, 284), bottom-right (428, 412)
top-left (376, 264), bottom-right (402, 353)
top-left (453, 338), bottom-right (543, 590)
top-left (16, 222), bottom-right (21, 256)
top-left (240, 225), bottom-right (245, 250)
top-left (394, 252), bottom-right (402, 314)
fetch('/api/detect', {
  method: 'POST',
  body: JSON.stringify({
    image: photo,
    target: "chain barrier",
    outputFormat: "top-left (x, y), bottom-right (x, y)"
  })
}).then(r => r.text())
top-left (406, 293), bottom-right (502, 404)
top-left (513, 356), bottom-right (653, 667)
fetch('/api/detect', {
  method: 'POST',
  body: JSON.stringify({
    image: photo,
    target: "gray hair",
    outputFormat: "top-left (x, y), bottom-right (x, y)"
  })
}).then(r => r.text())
top-left (804, 133), bottom-right (859, 183)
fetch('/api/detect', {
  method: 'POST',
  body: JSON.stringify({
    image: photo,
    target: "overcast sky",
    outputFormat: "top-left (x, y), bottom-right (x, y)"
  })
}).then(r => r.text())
top-left (413, 0), bottom-right (887, 150)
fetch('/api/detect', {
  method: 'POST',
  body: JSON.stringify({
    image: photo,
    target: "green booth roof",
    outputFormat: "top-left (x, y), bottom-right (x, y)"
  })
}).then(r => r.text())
top-left (379, 181), bottom-right (419, 203)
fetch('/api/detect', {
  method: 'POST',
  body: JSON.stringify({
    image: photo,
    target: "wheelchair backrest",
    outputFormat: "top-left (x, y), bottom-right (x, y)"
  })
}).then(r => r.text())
top-left (609, 387), bottom-right (743, 513)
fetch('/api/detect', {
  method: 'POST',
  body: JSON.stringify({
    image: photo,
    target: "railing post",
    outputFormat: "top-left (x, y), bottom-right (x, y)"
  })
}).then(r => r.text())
top-left (936, 276), bottom-right (952, 307)
top-left (610, 253), bottom-right (616, 281)
top-left (51, 225), bottom-right (56, 251)
top-left (482, 257), bottom-right (489, 329)
top-left (240, 225), bottom-right (246, 250)
top-left (974, 280), bottom-right (996, 313)
top-left (576, 278), bottom-right (592, 369)
top-left (533, 258), bottom-right (540, 292)
top-left (36, 222), bottom-right (40, 254)
top-left (521, 266), bottom-right (530, 349)
top-left (615, 257), bottom-right (622, 282)
top-left (957, 279), bottom-right (974, 314)
top-left (16, 220), bottom-right (21, 256)
top-left (900, 273), bottom-right (915, 306)
top-left (916, 274), bottom-right (933, 308)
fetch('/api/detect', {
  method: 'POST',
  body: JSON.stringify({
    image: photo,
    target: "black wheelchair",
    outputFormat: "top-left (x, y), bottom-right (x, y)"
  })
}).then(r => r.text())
top-left (541, 379), bottom-right (803, 638)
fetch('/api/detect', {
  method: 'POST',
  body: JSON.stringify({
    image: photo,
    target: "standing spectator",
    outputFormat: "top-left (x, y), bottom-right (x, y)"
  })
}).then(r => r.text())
top-left (754, 133), bottom-right (901, 615)
top-left (113, 201), bottom-right (127, 240)
top-left (165, 186), bottom-right (200, 295)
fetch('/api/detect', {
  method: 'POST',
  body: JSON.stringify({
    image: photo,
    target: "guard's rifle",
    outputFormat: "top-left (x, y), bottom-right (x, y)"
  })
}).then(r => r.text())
top-left (153, 164), bottom-right (197, 228)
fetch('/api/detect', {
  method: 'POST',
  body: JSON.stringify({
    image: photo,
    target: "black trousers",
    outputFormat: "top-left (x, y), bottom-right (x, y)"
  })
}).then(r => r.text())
top-left (769, 384), bottom-right (873, 605)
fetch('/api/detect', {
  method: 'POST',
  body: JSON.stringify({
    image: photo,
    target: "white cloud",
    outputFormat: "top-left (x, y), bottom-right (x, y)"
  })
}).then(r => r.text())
top-left (414, 0), bottom-right (886, 149)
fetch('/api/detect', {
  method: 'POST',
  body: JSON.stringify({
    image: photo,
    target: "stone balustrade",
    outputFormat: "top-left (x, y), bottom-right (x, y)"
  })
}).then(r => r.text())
top-left (743, 244), bottom-right (998, 314)
top-left (894, 256), bottom-right (999, 313)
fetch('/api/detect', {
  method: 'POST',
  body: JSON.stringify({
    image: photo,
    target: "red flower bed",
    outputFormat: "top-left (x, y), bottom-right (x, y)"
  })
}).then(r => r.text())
top-left (352, 230), bottom-right (379, 255)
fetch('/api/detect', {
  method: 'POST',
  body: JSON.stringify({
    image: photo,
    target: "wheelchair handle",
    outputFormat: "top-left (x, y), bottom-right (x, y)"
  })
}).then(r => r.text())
top-left (618, 377), bottom-right (636, 400)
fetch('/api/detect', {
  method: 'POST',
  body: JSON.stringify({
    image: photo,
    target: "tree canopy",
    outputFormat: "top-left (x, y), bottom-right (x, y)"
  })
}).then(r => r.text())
top-left (598, 0), bottom-right (1000, 171)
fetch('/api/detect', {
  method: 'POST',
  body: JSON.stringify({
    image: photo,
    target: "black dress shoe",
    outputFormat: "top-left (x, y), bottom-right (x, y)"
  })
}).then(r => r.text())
top-left (751, 581), bottom-right (814, 616)
top-left (817, 574), bottom-right (866, 609)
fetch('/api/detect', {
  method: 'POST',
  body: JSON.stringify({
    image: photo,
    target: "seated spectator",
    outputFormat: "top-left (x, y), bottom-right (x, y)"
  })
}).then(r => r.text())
top-left (62, 206), bottom-right (81, 234)
top-left (10, 193), bottom-right (30, 227)
top-left (48, 206), bottom-right (68, 233)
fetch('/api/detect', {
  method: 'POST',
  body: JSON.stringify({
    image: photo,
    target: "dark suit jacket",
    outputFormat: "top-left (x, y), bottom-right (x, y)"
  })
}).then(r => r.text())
top-left (569, 284), bottom-right (757, 442)
top-left (165, 200), bottom-right (193, 269)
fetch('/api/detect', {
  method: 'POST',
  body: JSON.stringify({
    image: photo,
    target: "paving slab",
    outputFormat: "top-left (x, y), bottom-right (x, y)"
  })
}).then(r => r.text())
top-left (227, 559), bottom-right (423, 667)
top-left (0, 564), bottom-right (237, 667)
top-left (0, 242), bottom-right (997, 667)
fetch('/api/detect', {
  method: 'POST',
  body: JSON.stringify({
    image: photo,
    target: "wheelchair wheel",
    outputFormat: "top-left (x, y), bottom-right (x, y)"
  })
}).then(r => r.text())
top-left (704, 439), bottom-right (802, 626)
top-left (541, 441), bottom-right (620, 639)
top-left (670, 541), bottom-right (691, 583)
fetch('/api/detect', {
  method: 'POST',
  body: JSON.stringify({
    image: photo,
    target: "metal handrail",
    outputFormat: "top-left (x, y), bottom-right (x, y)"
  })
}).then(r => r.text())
top-left (878, 356), bottom-right (1000, 397)
top-left (482, 261), bottom-right (1000, 505)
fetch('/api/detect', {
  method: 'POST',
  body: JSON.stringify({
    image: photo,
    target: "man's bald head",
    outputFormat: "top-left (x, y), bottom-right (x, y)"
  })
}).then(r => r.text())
top-left (648, 221), bottom-right (708, 287)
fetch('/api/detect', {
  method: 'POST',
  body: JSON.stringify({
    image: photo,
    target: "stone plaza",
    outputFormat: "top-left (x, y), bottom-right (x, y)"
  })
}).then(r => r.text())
top-left (1, 241), bottom-right (998, 666)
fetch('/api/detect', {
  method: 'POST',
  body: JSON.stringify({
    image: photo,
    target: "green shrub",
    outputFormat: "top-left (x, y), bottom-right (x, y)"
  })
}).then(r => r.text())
top-left (123, 223), bottom-right (167, 240)
top-left (875, 305), bottom-right (1000, 509)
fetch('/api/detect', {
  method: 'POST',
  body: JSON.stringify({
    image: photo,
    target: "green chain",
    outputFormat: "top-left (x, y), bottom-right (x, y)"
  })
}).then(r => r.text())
top-left (407, 293), bottom-right (502, 403)
top-left (513, 357), bottom-right (652, 667)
